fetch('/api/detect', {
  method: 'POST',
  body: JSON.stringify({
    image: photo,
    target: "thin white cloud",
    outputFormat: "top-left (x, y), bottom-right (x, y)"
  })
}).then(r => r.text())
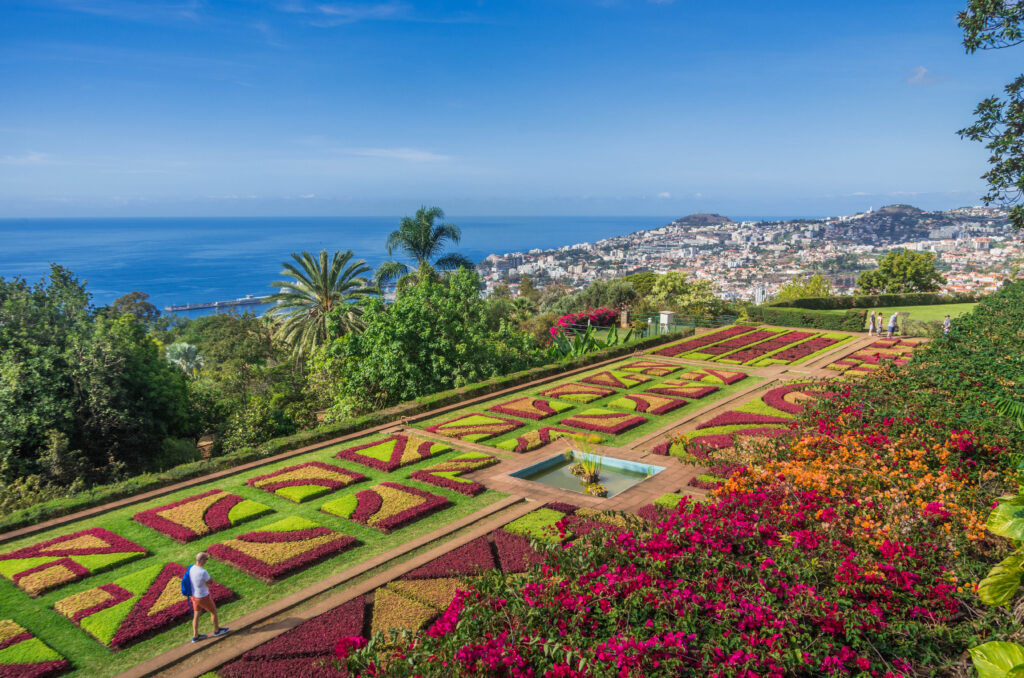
top-left (906, 66), bottom-right (943, 86)
top-left (656, 191), bottom-right (672, 199)
top-left (282, 1), bottom-right (410, 25)
top-left (52, 0), bottom-right (203, 22)
top-left (344, 147), bottom-right (450, 162)
top-left (0, 151), bottom-right (55, 166)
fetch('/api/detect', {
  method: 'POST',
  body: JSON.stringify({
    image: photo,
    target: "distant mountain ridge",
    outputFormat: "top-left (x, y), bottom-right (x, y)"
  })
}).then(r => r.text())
top-left (672, 213), bottom-right (735, 226)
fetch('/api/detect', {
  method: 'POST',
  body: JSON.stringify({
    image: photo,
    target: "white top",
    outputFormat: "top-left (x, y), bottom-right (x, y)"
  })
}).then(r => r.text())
top-left (889, 312), bottom-right (899, 325)
top-left (190, 565), bottom-right (211, 598)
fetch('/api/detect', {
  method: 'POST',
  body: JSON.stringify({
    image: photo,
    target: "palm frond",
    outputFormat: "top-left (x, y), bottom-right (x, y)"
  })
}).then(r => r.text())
top-left (435, 252), bottom-right (476, 271)
top-left (374, 260), bottom-right (410, 284)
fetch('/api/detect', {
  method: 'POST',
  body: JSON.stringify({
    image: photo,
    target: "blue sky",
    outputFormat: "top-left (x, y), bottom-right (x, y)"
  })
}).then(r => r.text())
top-left (1, 0), bottom-right (1020, 218)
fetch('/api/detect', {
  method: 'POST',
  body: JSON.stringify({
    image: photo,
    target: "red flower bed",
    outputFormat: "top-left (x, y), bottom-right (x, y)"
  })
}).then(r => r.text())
top-left (646, 384), bottom-right (718, 399)
top-left (560, 410), bottom-right (647, 434)
top-left (403, 537), bottom-right (496, 580)
top-left (487, 397), bottom-right (564, 421)
top-left (767, 336), bottom-right (839, 363)
top-left (653, 325), bottom-right (755, 357)
top-left (409, 453), bottom-right (499, 496)
top-left (695, 410), bottom-right (793, 430)
top-left (719, 330), bottom-right (816, 363)
top-left (335, 434), bottom-right (451, 472)
top-left (133, 489), bottom-right (269, 543)
top-left (208, 519), bottom-right (358, 582)
top-left (698, 329), bottom-right (778, 356)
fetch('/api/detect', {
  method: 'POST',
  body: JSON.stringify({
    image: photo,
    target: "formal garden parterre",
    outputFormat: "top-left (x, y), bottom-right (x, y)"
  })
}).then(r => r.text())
top-left (824, 337), bottom-right (926, 377)
top-left (652, 324), bottom-right (852, 365)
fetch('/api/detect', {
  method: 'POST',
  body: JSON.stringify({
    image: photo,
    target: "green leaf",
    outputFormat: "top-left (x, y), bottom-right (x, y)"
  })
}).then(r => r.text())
top-left (969, 642), bottom-right (1024, 678)
top-left (987, 495), bottom-right (1024, 540)
top-left (979, 552), bottom-right (1024, 606)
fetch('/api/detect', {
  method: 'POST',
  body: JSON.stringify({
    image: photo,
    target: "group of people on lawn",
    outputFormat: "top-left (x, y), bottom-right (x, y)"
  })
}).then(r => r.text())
top-left (867, 311), bottom-right (952, 337)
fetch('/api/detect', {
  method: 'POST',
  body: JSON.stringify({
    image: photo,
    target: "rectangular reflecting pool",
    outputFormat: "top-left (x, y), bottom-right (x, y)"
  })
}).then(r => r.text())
top-left (510, 451), bottom-right (665, 498)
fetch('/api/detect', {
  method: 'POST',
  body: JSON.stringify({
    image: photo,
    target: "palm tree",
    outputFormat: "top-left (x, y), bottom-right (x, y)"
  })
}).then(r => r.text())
top-left (374, 206), bottom-right (476, 285)
top-left (269, 250), bottom-right (378, 357)
top-left (165, 342), bottom-right (203, 376)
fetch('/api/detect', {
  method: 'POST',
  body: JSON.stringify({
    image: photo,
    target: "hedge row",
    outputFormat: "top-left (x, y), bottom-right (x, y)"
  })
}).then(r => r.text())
top-left (746, 306), bottom-right (867, 332)
top-left (768, 291), bottom-right (982, 311)
top-left (0, 329), bottom-right (691, 536)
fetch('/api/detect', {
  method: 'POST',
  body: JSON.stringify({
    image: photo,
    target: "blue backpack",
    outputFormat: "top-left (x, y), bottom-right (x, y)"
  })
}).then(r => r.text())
top-left (181, 565), bottom-right (194, 598)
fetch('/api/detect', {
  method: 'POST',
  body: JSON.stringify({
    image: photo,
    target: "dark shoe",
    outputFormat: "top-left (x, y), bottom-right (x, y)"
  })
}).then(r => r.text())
top-left (192, 634), bottom-right (207, 643)
top-left (214, 627), bottom-right (230, 637)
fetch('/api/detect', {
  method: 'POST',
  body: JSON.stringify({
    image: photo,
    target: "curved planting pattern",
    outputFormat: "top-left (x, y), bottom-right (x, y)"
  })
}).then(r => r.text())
top-left (579, 370), bottom-right (651, 389)
top-left (538, 382), bottom-right (615, 404)
top-left (0, 620), bottom-right (70, 678)
top-left (247, 461), bottom-right (367, 503)
top-left (133, 490), bottom-right (271, 543)
top-left (606, 392), bottom-right (686, 415)
top-left (750, 334), bottom-right (848, 366)
top-left (208, 516), bottom-right (358, 582)
top-left (408, 452), bottom-right (499, 496)
top-left (487, 396), bottom-right (572, 421)
top-left (652, 325), bottom-right (755, 357)
top-left (495, 426), bottom-right (590, 453)
top-left (693, 329), bottom-right (779, 357)
top-left (560, 408), bottom-right (646, 434)
top-left (54, 562), bottom-right (234, 649)
top-left (0, 528), bottom-right (148, 597)
top-left (617, 360), bottom-right (681, 377)
top-left (321, 482), bottom-right (451, 533)
top-left (425, 413), bottom-right (524, 442)
top-left (716, 330), bottom-right (815, 364)
top-left (335, 434), bottom-right (452, 472)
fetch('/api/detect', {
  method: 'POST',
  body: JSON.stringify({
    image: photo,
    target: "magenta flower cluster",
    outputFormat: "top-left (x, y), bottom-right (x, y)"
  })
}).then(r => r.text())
top-left (549, 307), bottom-right (618, 338)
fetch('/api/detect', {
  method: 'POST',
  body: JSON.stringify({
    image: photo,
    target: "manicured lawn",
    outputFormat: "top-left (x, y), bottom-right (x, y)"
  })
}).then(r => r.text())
top-left (822, 303), bottom-right (977, 327)
top-left (0, 438), bottom-right (505, 678)
top-left (414, 357), bottom-right (761, 449)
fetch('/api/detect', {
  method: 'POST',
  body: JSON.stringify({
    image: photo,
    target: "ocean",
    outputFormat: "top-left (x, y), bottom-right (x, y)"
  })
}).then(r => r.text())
top-left (0, 216), bottom-right (687, 314)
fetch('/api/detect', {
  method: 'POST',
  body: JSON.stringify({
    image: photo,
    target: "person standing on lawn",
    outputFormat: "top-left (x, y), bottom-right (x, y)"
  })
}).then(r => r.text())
top-left (943, 314), bottom-right (952, 335)
top-left (189, 552), bottom-right (228, 642)
top-left (887, 311), bottom-right (899, 338)
top-left (867, 311), bottom-right (876, 336)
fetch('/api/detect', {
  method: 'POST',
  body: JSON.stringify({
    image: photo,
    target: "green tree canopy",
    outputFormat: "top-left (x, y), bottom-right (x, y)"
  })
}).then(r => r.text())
top-left (110, 291), bottom-right (160, 323)
top-left (269, 249), bottom-right (378, 358)
top-left (958, 0), bottom-right (1024, 229)
top-left (650, 272), bottom-right (723, 316)
top-left (856, 249), bottom-right (947, 294)
top-left (542, 280), bottom-right (639, 315)
top-left (518, 274), bottom-right (541, 303)
top-left (773, 272), bottom-right (835, 302)
top-left (374, 206), bottom-right (476, 285)
top-left (307, 269), bottom-right (543, 416)
top-left (621, 271), bottom-right (659, 297)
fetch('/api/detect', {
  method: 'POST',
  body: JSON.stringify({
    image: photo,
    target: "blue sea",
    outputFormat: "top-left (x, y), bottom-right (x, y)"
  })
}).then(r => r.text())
top-left (0, 216), bottom-right (691, 314)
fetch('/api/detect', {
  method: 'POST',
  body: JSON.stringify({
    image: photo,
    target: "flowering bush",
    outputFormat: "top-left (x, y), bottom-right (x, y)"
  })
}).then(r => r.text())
top-left (133, 489), bottom-right (271, 543)
top-left (0, 527), bottom-right (148, 596)
top-left (335, 434), bottom-right (452, 472)
top-left (55, 562), bottom-right (234, 649)
top-left (548, 308), bottom-right (618, 338)
top-left (487, 397), bottom-right (572, 421)
top-left (321, 482), bottom-right (451, 533)
top-left (208, 516), bottom-right (358, 582)
top-left (0, 619), bottom-right (70, 677)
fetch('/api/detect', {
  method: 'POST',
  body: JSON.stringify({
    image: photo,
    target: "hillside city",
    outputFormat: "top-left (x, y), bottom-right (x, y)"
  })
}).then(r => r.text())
top-left (477, 204), bottom-right (1022, 301)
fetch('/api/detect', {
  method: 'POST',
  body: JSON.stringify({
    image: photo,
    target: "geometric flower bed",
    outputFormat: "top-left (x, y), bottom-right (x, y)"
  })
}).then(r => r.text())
top-left (334, 434), bottom-right (453, 472)
top-left (617, 360), bottom-right (681, 376)
top-left (487, 397), bottom-right (572, 421)
top-left (689, 329), bottom-right (781, 358)
top-left (207, 517), bottom-right (358, 583)
top-left (0, 528), bottom-right (148, 597)
top-left (713, 330), bottom-right (816, 364)
top-left (0, 619), bottom-right (70, 677)
top-left (606, 392), bottom-right (687, 415)
top-left (675, 368), bottom-right (748, 385)
top-left (371, 579), bottom-right (462, 636)
top-left (824, 338), bottom-right (923, 377)
top-left (652, 325), bottom-right (755, 357)
top-left (408, 452), bottom-right (499, 496)
top-left (246, 462), bottom-right (368, 503)
top-left (644, 382), bottom-right (719, 399)
top-left (495, 427), bottom-right (592, 453)
top-left (133, 490), bottom-right (272, 543)
top-left (321, 483), bottom-right (451, 533)
top-left (746, 333), bottom-right (849, 366)
top-left (578, 370), bottom-right (651, 389)
top-left (537, 382), bottom-right (615, 404)
top-left (425, 413), bottom-right (525, 443)
top-left (53, 562), bottom-right (234, 649)
top-left (560, 408), bottom-right (647, 434)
